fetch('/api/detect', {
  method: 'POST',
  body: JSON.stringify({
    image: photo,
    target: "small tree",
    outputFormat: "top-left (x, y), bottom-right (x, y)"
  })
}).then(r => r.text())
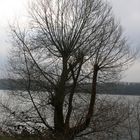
top-left (5, 0), bottom-right (134, 139)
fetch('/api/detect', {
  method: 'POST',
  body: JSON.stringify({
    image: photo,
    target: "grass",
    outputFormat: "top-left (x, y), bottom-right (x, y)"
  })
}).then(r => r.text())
top-left (0, 136), bottom-right (41, 140)
top-left (0, 136), bottom-right (15, 140)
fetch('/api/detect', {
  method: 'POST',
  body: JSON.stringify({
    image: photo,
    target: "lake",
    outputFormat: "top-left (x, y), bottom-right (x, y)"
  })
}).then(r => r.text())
top-left (0, 90), bottom-right (140, 140)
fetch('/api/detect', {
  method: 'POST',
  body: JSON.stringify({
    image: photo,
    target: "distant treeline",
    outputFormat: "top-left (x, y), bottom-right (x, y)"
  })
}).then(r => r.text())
top-left (98, 82), bottom-right (140, 96)
top-left (0, 79), bottom-right (140, 95)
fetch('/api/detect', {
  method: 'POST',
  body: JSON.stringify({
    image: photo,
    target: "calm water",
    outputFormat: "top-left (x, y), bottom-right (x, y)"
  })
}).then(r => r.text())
top-left (0, 90), bottom-right (140, 140)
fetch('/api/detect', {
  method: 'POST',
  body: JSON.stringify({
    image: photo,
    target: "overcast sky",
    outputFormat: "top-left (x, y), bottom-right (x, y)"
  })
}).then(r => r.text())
top-left (0, 0), bottom-right (140, 82)
top-left (108, 0), bottom-right (140, 82)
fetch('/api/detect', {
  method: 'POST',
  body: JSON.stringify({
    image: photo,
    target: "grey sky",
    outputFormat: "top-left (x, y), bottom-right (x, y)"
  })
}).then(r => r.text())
top-left (0, 0), bottom-right (140, 82)
top-left (109, 0), bottom-right (140, 45)
top-left (108, 0), bottom-right (140, 82)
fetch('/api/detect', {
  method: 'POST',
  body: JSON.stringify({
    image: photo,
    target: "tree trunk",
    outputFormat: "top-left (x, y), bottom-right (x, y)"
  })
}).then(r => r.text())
top-left (86, 64), bottom-right (99, 124)
top-left (54, 58), bottom-right (68, 133)
top-left (54, 102), bottom-right (64, 132)
top-left (67, 64), bottom-right (99, 136)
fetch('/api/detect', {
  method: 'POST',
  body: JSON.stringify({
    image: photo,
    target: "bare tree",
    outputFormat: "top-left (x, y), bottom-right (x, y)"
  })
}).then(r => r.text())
top-left (4, 0), bottom-right (135, 139)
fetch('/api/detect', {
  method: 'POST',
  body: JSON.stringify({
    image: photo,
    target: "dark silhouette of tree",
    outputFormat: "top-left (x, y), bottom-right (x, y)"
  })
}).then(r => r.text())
top-left (5, 0), bottom-right (135, 139)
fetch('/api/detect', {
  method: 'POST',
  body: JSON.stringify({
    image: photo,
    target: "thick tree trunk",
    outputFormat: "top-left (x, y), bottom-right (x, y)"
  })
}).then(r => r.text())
top-left (54, 102), bottom-right (64, 132)
top-left (53, 62), bottom-right (99, 138)
top-left (54, 58), bottom-right (68, 133)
